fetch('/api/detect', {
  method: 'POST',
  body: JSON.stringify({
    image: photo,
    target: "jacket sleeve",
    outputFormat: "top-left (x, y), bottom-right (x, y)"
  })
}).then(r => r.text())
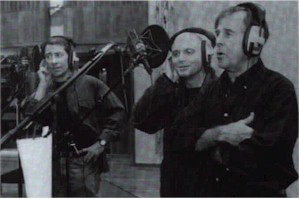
top-left (96, 80), bottom-right (126, 143)
top-left (170, 83), bottom-right (211, 151)
top-left (22, 93), bottom-right (53, 127)
top-left (131, 74), bottom-right (178, 134)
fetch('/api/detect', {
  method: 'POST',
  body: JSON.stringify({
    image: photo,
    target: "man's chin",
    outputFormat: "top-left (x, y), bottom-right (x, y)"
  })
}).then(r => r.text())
top-left (177, 71), bottom-right (190, 78)
top-left (52, 73), bottom-right (62, 78)
top-left (218, 63), bottom-right (228, 70)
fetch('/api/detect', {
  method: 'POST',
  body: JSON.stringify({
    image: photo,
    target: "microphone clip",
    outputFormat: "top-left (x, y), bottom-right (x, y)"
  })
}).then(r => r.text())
top-left (127, 29), bottom-right (152, 75)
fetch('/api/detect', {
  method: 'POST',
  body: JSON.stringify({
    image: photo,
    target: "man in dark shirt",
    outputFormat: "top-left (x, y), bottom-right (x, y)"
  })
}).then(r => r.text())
top-left (172, 2), bottom-right (298, 197)
top-left (132, 28), bottom-right (217, 197)
top-left (25, 36), bottom-right (126, 197)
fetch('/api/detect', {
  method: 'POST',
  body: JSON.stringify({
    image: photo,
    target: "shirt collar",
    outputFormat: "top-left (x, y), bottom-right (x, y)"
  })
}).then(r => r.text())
top-left (220, 58), bottom-right (265, 89)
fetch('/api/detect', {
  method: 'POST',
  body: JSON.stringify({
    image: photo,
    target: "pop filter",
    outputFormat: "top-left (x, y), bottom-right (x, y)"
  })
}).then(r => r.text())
top-left (127, 25), bottom-right (169, 71)
top-left (140, 25), bottom-right (170, 68)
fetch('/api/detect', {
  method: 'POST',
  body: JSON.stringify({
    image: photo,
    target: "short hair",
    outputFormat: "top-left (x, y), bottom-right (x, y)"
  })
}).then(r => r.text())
top-left (41, 36), bottom-right (76, 70)
top-left (214, 5), bottom-right (269, 41)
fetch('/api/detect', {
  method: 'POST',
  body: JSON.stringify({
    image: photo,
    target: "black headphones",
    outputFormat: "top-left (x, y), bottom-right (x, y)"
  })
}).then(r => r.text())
top-left (41, 35), bottom-right (75, 70)
top-left (169, 27), bottom-right (216, 73)
top-left (237, 2), bottom-right (268, 57)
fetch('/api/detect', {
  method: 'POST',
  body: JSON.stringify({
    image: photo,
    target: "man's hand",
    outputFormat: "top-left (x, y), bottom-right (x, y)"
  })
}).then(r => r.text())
top-left (217, 112), bottom-right (255, 146)
top-left (195, 113), bottom-right (255, 151)
top-left (33, 60), bottom-right (52, 101)
top-left (82, 141), bottom-right (105, 163)
top-left (164, 56), bottom-right (179, 83)
top-left (38, 60), bottom-right (52, 86)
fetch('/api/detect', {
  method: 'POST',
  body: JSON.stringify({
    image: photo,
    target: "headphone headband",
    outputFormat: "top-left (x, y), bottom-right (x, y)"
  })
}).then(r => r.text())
top-left (237, 2), bottom-right (266, 26)
top-left (169, 27), bottom-right (216, 49)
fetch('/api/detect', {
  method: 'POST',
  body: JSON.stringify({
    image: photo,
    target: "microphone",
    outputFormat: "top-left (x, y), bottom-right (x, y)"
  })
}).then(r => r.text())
top-left (126, 25), bottom-right (170, 75)
top-left (127, 29), bottom-right (152, 74)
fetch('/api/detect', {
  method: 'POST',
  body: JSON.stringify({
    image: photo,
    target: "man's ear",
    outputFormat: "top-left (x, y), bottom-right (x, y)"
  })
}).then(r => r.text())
top-left (167, 51), bottom-right (172, 63)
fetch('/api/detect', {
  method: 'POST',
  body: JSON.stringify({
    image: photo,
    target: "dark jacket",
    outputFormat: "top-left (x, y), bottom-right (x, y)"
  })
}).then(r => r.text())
top-left (173, 59), bottom-right (298, 197)
top-left (132, 70), bottom-right (217, 197)
top-left (24, 74), bottom-right (126, 168)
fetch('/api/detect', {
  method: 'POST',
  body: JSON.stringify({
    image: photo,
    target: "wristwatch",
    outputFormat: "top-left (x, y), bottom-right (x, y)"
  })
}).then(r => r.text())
top-left (99, 139), bottom-right (107, 147)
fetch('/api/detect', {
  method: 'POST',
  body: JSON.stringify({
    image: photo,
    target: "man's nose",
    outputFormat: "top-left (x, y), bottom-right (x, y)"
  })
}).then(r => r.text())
top-left (48, 56), bottom-right (58, 64)
top-left (216, 35), bottom-right (224, 47)
top-left (177, 53), bottom-right (186, 62)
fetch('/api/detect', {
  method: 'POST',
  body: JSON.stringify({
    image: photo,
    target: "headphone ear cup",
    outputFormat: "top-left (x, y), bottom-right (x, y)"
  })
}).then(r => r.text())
top-left (40, 43), bottom-right (46, 59)
top-left (69, 50), bottom-right (73, 69)
top-left (248, 26), bottom-right (265, 56)
top-left (243, 25), bottom-right (266, 57)
top-left (201, 40), bottom-right (208, 69)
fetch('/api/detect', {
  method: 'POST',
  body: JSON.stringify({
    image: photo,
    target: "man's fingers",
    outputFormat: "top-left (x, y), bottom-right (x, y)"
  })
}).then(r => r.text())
top-left (165, 57), bottom-right (179, 83)
top-left (82, 148), bottom-right (91, 162)
top-left (38, 66), bottom-right (50, 78)
top-left (165, 62), bottom-right (177, 82)
top-left (40, 69), bottom-right (49, 75)
top-left (39, 59), bottom-right (47, 68)
top-left (84, 153), bottom-right (92, 163)
top-left (240, 112), bottom-right (255, 124)
top-left (173, 67), bottom-right (180, 81)
top-left (81, 148), bottom-right (88, 152)
top-left (239, 126), bottom-right (254, 138)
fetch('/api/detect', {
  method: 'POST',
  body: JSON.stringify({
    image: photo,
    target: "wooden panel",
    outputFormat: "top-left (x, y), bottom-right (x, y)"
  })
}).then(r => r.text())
top-left (63, 1), bottom-right (148, 44)
top-left (1, 1), bottom-right (42, 12)
top-left (1, 12), bottom-right (18, 46)
top-left (0, 1), bottom-right (50, 47)
top-left (63, 8), bottom-right (74, 37)
top-left (18, 11), bottom-right (33, 43)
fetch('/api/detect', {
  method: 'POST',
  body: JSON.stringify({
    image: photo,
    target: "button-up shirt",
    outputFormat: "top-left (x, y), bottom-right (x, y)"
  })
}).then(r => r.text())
top-left (172, 59), bottom-right (298, 195)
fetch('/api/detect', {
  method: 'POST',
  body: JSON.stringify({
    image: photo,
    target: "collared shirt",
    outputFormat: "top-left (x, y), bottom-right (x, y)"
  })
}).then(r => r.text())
top-left (172, 59), bottom-right (298, 194)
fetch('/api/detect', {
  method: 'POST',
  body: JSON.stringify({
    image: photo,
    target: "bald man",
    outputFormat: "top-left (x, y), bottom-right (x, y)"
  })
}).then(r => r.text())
top-left (132, 28), bottom-right (217, 197)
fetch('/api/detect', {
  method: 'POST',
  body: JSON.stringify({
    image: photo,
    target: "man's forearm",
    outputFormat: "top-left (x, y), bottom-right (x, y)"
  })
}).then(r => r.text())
top-left (33, 83), bottom-right (48, 101)
top-left (131, 74), bottom-right (177, 133)
top-left (195, 127), bottom-right (221, 151)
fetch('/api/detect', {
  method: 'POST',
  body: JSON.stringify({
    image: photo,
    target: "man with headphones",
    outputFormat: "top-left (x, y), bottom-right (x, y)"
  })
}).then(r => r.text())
top-left (24, 36), bottom-right (126, 197)
top-left (172, 2), bottom-right (298, 197)
top-left (132, 28), bottom-right (217, 197)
